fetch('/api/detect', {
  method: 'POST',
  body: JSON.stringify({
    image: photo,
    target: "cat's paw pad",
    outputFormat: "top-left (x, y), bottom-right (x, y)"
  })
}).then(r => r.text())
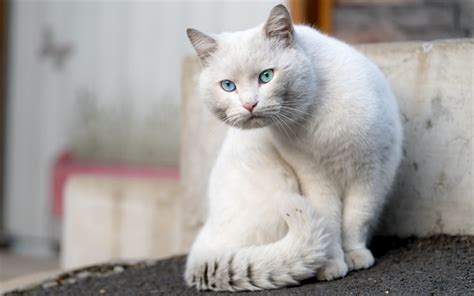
top-left (345, 248), bottom-right (374, 271)
top-left (316, 258), bottom-right (348, 281)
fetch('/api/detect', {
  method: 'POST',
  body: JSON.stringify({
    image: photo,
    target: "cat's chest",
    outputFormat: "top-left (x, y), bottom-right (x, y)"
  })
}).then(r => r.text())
top-left (271, 127), bottom-right (325, 160)
top-left (270, 127), bottom-right (355, 180)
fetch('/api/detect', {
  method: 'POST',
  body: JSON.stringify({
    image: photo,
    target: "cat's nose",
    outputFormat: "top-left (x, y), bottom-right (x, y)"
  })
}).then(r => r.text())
top-left (243, 101), bottom-right (258, 113)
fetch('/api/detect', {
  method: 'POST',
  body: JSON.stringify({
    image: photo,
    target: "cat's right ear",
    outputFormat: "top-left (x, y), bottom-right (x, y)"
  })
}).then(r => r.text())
top-left (264, 4), bottom-right (294, 46)
top-left (186, 28), bottom-right (217, 65)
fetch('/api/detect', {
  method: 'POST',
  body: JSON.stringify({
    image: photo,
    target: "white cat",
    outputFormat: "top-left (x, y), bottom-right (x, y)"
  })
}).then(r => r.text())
top-left (185, 4), bottom-right (402, 292)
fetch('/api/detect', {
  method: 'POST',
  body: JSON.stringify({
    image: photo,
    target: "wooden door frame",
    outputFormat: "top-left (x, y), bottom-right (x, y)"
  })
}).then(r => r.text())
top-left (290, 0), bottom-right (333, 33)
top-left (0, 0), bottom-right (9, 240)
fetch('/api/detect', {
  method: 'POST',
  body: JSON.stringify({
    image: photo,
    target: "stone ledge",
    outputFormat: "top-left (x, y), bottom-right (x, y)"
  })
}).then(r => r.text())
top-left (62, 175), bottom-right (182, 270)
top-left (5, 235), bottom-right (473, 295)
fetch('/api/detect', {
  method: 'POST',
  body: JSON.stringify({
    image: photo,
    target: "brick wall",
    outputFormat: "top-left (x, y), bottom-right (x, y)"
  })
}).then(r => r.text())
top-left (332, 0), bottom-right (473, 44)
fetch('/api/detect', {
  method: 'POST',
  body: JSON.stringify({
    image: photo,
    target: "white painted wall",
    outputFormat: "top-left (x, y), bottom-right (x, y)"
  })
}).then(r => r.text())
top-left (5, 0), bottom-right (283, 254)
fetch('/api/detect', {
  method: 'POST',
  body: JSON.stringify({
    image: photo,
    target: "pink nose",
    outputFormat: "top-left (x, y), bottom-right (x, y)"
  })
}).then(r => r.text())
top-left (243, 101), bottom-right (258, 112)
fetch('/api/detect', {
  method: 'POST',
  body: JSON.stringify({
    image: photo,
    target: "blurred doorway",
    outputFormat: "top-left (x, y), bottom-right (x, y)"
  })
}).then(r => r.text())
top-left (290, 0), bottom-right (333, 33)
top-left (0, 0), bottom-right (8, 241)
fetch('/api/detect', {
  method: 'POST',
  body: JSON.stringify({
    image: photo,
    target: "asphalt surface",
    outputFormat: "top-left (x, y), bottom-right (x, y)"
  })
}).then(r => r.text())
top-left (4, 235), bottom-right (473, 295)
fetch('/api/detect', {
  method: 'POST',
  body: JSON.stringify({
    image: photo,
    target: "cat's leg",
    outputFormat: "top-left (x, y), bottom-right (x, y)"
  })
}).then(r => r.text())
top-left (300, 174), bottom-right (348, 281)
top-left (342, 181), bottom-right (382, 271)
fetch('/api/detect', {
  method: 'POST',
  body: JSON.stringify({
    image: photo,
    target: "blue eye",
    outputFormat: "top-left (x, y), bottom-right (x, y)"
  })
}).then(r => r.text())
top-left (259, 69), bottom-right (274, 83)
top-left (221, 80), bottom-right (236, 92)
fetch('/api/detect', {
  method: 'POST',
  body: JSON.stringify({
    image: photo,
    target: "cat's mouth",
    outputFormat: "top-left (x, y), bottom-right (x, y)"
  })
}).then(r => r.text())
top-left (249, 114), bottom-right (266, 120)
top-left (219, 106), bottom-right (282, 129)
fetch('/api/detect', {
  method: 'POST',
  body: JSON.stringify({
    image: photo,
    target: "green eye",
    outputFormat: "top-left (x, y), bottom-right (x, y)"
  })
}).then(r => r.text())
top-left (259, 69), bottom-right (274, 84)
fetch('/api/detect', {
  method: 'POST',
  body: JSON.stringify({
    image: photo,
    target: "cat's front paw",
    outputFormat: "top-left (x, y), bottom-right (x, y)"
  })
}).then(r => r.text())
top-left (344, 248), bottom-right (374, 271)
top-left (316, 258), bottom-right (348, 281)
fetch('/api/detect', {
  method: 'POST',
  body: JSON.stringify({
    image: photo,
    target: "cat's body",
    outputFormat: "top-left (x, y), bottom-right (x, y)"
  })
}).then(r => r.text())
top-left (185, 5), bottom-right (402, 292)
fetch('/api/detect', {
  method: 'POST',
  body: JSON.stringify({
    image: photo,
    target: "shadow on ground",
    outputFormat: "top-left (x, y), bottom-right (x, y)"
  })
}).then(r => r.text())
top-left (5, 236), bottom-right (474, 295)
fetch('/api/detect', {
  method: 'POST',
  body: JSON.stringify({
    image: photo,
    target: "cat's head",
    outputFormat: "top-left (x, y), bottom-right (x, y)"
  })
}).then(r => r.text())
top-left (187, 5), bottom-right (316, 129)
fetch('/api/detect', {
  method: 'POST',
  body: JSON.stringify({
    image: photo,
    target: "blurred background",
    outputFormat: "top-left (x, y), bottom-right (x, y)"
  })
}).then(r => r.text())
top-left (0, 0), bottom-right (472, 287)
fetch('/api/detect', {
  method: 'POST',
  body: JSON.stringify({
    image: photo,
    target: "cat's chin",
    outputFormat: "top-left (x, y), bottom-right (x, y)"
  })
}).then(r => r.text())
top-left (225, 116), bottom-right (273, 130)
top-left (241, 118), bottom-right (272, 129)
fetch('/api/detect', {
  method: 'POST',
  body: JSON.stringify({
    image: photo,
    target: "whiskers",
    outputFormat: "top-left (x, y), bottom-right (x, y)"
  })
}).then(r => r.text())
top-left (268, 104), bottom-right (311, 141)
top-left (217, 103), bottom-right (310, 140)
top-left (279, 105), bottom-right (312, 118)
top-left (222, 112), bottom-right (245, 128)
top-left (270, 113), bottom-right (299, 141)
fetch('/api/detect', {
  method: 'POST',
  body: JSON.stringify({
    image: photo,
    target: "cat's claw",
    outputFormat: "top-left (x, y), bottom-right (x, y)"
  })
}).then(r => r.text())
top-left (344, 248), bottom-right (374, 271)
top-left (316, 258), bottom-right (348, 281)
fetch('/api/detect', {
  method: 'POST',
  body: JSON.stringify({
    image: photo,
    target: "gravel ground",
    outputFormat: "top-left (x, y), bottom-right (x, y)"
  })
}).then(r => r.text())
top-left (4, 235), bottom-right (473, 295)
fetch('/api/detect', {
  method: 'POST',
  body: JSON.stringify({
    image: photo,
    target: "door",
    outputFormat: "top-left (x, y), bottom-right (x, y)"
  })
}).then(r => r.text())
top-left (0, 0), bottom-right (8, 242)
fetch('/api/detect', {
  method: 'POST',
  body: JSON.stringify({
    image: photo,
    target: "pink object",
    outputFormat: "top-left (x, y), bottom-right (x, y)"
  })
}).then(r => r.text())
top-left (243, 101), bottom-right (258, 112)
top-left (52, 151), bottom-right (180, 217)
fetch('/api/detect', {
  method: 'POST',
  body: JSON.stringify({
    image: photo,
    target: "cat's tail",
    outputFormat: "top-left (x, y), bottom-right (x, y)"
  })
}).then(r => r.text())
top-left (185, 193), bottom-right (329, 292)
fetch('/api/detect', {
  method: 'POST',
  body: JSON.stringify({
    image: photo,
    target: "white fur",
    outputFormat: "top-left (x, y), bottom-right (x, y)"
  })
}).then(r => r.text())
top-left (185, 5), bottom-right (402, 291)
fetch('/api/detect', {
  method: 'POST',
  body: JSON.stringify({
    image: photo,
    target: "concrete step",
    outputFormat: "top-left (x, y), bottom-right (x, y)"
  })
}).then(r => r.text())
top-left (61, 175), bottom-right (181, 270)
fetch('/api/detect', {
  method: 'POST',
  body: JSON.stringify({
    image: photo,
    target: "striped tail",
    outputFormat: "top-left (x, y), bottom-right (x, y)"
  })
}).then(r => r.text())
top-left (185, 194), bottom-right (329, 292)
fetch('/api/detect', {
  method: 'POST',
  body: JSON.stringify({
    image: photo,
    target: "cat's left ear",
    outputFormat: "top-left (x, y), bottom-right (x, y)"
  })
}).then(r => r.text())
top-left (264, 4), bottom-right (294, 46)
top-left (186, 28), bottom-right (217, 65)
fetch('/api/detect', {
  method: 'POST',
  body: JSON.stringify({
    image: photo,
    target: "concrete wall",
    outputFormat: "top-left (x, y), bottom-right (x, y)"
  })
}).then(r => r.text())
top-left (356, 39), bottom-right (473, 237)
top-left (180, 39), bottom-right (474, 250)
top-left (62, 176), bottom-right (180, 269)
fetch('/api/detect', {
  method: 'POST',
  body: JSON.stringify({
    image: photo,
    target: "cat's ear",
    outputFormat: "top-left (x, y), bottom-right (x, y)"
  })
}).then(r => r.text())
top-left (186, 28), bottom-right (217, 64)
top-left (264, 4), bottom-right (294, 46)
